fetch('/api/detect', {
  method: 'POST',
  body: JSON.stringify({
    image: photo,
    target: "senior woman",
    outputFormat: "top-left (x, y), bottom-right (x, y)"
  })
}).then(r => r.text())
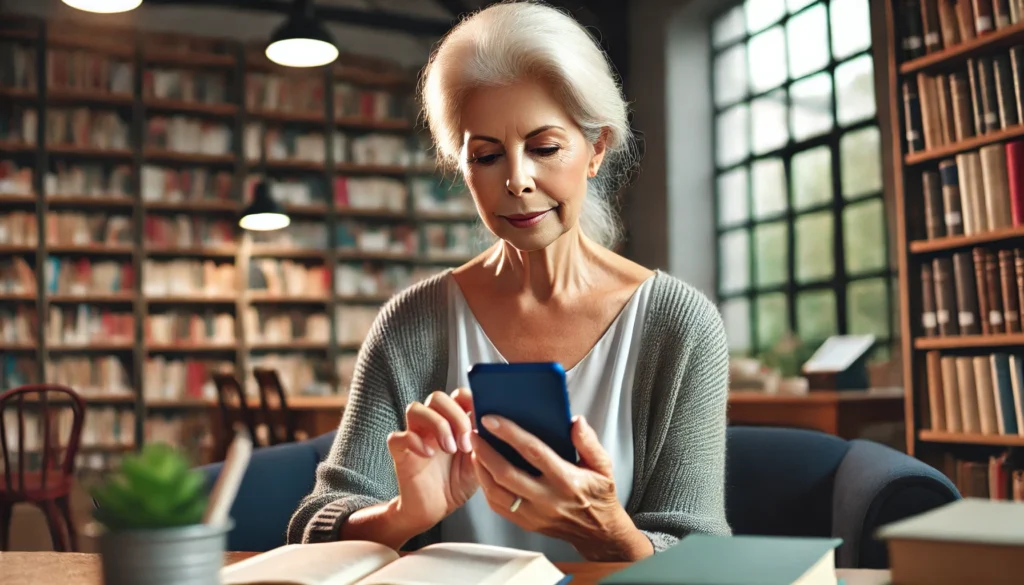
top-left (287, 0), bottom-right (731, 562)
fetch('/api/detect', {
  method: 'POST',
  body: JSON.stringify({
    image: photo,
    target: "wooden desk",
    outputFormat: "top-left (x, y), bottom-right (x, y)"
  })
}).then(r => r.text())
top-left (727, 388), bottom-right (905, 441)
top-left (1, 551), bottom-right (891, 585)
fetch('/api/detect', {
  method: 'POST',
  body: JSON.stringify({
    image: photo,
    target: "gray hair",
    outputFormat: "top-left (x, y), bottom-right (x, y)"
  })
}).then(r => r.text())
top-left (418, 0), bottom-right (638, 249)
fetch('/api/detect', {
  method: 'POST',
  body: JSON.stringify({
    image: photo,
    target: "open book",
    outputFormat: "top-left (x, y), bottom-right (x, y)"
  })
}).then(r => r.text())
top-left (220, 540), bottom-right (570, 585)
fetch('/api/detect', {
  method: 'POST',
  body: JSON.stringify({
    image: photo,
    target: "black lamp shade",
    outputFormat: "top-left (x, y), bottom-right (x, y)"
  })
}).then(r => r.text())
top-left (240, 182), bottom-right (290, 231)
top-left (265, 1), bottom-right (339, 68)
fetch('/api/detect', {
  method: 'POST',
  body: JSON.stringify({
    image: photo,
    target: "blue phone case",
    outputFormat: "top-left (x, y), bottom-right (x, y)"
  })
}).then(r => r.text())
top-left (468, 362), bottom-right (577, 476)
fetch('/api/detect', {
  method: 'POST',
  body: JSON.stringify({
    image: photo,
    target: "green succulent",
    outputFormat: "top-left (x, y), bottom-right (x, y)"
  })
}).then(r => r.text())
top-left (90, 443), bottom-right (208, 531)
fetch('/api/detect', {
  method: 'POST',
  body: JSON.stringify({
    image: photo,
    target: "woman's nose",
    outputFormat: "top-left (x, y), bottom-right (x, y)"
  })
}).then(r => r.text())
top-left (505, 152), bottom-right (535, 197)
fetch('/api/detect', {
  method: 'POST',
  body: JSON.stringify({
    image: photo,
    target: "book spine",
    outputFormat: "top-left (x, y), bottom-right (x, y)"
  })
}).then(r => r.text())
top-left (1011, 46), bottom-right (1024, 126)
top-left (939, 0), bottom-right (964, 43)
top-left (994, 0), bottom-right (1013, 26)
top-left (903, 81), bottom-right (926, 153)
top-left (1016, 249), bottom-right (1024, 325)
top-left (927, 351), bottom-right (947, 430)
top-left (978, 57), bottom-right (1002, 133)
top-left (934, 256), bottom-right (961, 335)
top-left (1006, 140), bottom-right (1024, 226)
top-left (923, 169), bottom-right (948, 239)
top-left (974, 247), bottom-right (993, 335)
top-left (923, 0), bottom-right (946, 51)
top-left (967, 58), bottom-right (985, 136)
top-left (949, 71), bottom-right (976, 141)
top-left (954, 251), bottom-right (982, 334)
top-left (993, 54), bottom-right (1020, 128)
top-left (941, 355), bottom-right (963, 431)
top-left (974, 0), bottom-right (996, 33)
top-left (986, 249), bottom-right (1006, 333)
top-left (940, 159), bottom-right (966, 235)
top-left (999, 249), bottom-right (1021, 332)
top-left (980, 144), bottom-right (1013, 230)
top-left (918, 74), bottom-right (943, 149)
top-left (904, 0), bottom-right (928, 60)
top-left (935, 74), bottom-right (959, 144)
top-left (923, 262), bottom-right (940, 337)
top-left (957, 152), bottom-right (978, 234)
top-left (956, 0), bottom-right (979, 41)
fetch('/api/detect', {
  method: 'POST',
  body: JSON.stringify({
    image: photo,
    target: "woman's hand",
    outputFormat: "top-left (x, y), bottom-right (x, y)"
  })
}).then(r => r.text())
top-left (386, 388), bottom-right (479, 534)
top-left (470, 414), bottom-right (654, 561)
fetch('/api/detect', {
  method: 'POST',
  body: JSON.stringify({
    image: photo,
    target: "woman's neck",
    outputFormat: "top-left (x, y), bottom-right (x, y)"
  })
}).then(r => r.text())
top-left (484, 225), bottom-right (603, 301)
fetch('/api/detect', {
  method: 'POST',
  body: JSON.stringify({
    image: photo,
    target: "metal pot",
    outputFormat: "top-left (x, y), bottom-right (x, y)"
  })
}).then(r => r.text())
top-left (96, 521), bottom-right (232, 585)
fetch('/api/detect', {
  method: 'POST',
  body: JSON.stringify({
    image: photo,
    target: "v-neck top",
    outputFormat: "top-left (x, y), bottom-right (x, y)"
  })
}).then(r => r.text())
top-left (440, 273), bottom-right (654, 562)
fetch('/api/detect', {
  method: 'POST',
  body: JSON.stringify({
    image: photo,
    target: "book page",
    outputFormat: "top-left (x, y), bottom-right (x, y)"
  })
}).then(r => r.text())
top-left (353, 542), bottom-right (563, 585)
top-left (221, 541), bottom-right (400, 585)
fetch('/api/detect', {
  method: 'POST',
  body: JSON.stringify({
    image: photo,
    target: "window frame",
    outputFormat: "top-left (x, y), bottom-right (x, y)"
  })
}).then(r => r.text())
top-left (710, 0), bottom-right (895, 358)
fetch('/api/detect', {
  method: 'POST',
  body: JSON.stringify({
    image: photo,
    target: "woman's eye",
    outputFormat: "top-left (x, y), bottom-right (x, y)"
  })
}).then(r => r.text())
top-left (472, 154), bottom-right (500, 165)
top-left (534, 146), bottom-right (560, 156)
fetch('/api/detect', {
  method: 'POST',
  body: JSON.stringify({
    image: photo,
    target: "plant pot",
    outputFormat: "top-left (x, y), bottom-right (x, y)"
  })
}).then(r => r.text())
top-left (96, 521), bottom-right (232, 585)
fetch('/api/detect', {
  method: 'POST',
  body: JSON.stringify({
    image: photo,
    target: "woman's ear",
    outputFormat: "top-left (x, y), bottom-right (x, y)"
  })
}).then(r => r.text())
top-left (588, 128), bottom-right (610, 178)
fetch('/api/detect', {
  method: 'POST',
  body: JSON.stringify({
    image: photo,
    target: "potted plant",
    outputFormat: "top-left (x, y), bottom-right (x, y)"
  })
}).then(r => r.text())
top-left (89, 443), bottom-right (231, 585)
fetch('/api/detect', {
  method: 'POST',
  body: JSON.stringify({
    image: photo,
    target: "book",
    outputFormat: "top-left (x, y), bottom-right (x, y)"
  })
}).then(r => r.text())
top-left (876, 498), bottom-right (1024, 585)
top-left (220, 541), bottom-right (569, 585)
top-left (598, 534), bottom-right (841, 585)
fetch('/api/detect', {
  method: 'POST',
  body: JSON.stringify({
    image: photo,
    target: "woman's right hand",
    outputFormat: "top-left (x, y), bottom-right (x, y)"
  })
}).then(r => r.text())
top-left (386, 388), bottom-right (478, 532)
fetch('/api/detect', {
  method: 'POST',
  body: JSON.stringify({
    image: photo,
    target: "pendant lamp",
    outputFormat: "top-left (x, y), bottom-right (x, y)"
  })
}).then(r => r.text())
top-left (240, 181), bottom-right (290, 231)
top-left (266, 0), bottom-right (339, 68)
top-left (62, 0), bottom-right (142, 13)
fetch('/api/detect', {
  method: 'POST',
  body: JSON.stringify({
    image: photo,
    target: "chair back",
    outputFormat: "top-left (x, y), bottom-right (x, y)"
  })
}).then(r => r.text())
top-left (0, 384), bottom-right (86, 499)
top-left (212, 373), bottom-right (259, 456)
top-left (252, 368), bottom-right (296, 445)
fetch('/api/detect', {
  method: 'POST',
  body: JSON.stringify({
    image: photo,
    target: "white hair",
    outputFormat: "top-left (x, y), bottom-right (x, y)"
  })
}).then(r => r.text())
top-left (418, 0), bottom-right (638, 249)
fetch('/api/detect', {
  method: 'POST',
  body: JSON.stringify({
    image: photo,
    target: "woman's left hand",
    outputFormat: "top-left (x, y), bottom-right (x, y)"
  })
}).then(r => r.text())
top-left (470, 414), bottom-right (654, 561)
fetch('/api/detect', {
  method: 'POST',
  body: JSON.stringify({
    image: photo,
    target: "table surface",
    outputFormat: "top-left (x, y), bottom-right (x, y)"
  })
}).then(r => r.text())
top-left (1, 551), bottom-right (892, 585)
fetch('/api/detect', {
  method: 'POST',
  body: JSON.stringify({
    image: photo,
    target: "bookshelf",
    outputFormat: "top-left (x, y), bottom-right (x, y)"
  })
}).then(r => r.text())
top-left (0, 16), bottom-right (482, 470)
top-left (883, 1), bottom-right (1024, 501)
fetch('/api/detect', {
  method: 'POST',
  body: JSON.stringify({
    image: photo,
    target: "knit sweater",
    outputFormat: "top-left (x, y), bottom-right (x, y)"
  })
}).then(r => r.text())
top-left (286, 269), bottom-right (732, 553)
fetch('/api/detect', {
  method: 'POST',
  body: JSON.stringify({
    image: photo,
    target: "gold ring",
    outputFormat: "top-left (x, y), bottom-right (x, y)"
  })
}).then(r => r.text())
top-left (509, 496), bottom-right (523, 513)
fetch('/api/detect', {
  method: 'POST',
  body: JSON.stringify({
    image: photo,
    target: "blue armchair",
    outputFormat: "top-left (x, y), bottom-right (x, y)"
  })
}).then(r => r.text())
top-left (198, 426), bottom-right (959, 568)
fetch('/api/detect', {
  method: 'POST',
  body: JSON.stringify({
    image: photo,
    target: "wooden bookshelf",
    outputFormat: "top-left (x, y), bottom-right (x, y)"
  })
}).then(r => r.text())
top-left (904, 123), bottom-right (1024, 165)
top-left (900, 21), bottom-right (1024, 74)
top-left (915, 334), bottom-right (1024, 350)
top-left (909, 226), bottom-right (1024, 253)
top-left (919, 430), bottom-right (1024, 447)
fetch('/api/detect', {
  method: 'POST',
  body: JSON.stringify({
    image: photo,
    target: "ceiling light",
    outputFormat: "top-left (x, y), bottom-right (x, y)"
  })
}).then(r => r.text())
top-left (240, 182), bottom-right (290, 231)
top-left (266, 0), bottom-right (339, 68)
top-left (62, 0), bottom-right (142, 13)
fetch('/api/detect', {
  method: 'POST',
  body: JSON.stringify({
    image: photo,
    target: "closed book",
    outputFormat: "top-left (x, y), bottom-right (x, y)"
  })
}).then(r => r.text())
top-left (903, 81), bottom-right (926, 152)
top-left (939, 160), bottom-right (965, 235)
top-left (934, 256), bottom-right (960, 335)
top-left (918, 73), bottom-right (944, 148)
top-left (967, 57), bottom-right (985, 135)
top-left (977, 57), bottom-right (1002, 132)
top-left (949, 71), bottom-right (975, 141)
top-left (1018, 250), bottom-right (1024, 320)
top-left (939, 0), bottom-right (964, 42)
top-left (923, 263), bottom-right (939, 336)
top-left (993, 53), bottom-right (1019, 128)
top-left (927, 351), bottom-right (947, 430)
top-left (973, 247), bottom-right (993, 334)
top-left (923, 169), bottom-right (946, 239)
top-left (990, 353), bottom-right (1019, 435)
top-left (941, 355), bottom-right (964, 431)
top-left (1013, 0), bottom-right (1022, 22)
top-left (1005, 140), bottom-right (1024, 225)
top-left (903, 0), bottom-right (927, 60)
top-left (994, 0), bottom-right (1013, 26)
top-left (955, 0), bottom-right (979, 41)
top-left (973, 0), bottom-right (996, 33)
top-left (985, 248), bottom-right (1006, 333)
top-left (972, 355), bottom-right (1000, 434)
top-left (955, 152), bottom-right (980, 234)
top-left (999, 249), bottom-right (1021, 332)
top-left (922, 0), bottom-right (946, 50)
top-left (598, 535), bottom-right (842, 585)
top-left (935, 74), bottom-right (959, 144)
top-left (980, 144), bottom-right (1013, 230)
top-left (1008, 354), bottom-right (1024, 435)
top-left (1010, 46), bottom-right (1024, 123)
top-left (955, 356), bottom-right (983, 433)
top-left (953, 251), bottom-right (981, 334)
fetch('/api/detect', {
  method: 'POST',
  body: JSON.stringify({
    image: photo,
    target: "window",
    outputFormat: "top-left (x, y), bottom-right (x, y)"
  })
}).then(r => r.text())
top-left (711, 0), bottom-right (894, 361)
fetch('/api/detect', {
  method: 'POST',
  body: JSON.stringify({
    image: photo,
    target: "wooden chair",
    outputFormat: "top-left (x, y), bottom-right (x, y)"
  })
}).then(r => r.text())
top-left (252, 368), bottom-right (297, 446)
top-left (0, 384), bottom-right (86, 552)
top-left (211, 373), bottom-right (259, 459)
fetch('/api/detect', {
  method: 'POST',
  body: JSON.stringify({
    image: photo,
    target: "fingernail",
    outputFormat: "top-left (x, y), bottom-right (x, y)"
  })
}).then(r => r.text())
top-left (459, 431), bottom-right (472, 453)
top-left (444, 435), bottom-right (457, 454)
top-left (482, 416), bottom-right (499, 430)
top-left (423, 444), bottom-right (435, 457)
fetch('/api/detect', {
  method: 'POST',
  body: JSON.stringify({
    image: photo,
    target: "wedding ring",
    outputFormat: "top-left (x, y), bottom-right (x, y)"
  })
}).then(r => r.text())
top-left (509, 496), bottom-right (523, 513)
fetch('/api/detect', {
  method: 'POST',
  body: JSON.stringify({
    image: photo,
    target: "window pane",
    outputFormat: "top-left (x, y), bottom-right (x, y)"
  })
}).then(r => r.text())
top-left (714, 44), bottom-right (748, 108)
top-left (748, 26), bottom-right (787, 93)
top-left (746, 0), bottom-right (786, 33)
top-left (797, 288), bottom-right (837, 344)
top-left (835, 54), bottom-right (876, 125)
top-left (792, 146), bottom-right (832, 210)
top-left (795, 211), bottom-right (834, 282)
top-left (754, 221), bottom-right (788, 287)
top-left (714, 5), bottom-right (746, 48)
top-left (787, 3), bottom-right (830, 79)
top-left (840, 126), bottom-right (882, 198)
top-left (720, 229), bottom-right (750, 294)
top-left (848, 277), bottom-right (890, 337)
top-left (717, 167), bottom-right (749, 227)
top-left (843, 197), bottom-right (887, 274)
top-left (831, 0), bottom-right (872, 61)
top-left (790, 73), bottom-right (833, 140)
top-left (721, 297), bottom-right (752, 353)
top-left (788, 0), bottom-right (817, 12)
top-left (751, 90), bottom-right (788, 154)
top-left (716, 105), bottom-right (749, 168)
top-left (756, 292), bottom-right (789, 350)
top-left (752, 158), bottom-right (787, 219)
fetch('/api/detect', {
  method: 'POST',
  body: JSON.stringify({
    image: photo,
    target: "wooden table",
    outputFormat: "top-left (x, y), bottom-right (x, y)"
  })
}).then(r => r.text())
top-left (1, 551), bottom-right (891, 584)
top-left (727, 388), bottom-right (905, 441)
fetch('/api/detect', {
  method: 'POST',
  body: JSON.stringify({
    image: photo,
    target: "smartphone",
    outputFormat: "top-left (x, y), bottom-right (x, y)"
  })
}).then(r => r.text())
top-left (468, 362), bottom-right (578, 476)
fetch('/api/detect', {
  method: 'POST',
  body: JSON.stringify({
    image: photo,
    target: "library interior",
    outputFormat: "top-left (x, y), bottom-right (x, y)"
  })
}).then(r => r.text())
top-left (2, 1), bottom-right (1023, 585)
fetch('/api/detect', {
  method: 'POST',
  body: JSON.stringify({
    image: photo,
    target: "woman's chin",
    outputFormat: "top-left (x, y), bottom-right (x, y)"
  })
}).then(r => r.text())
top-left (496, 224), bottom-right (566, 252)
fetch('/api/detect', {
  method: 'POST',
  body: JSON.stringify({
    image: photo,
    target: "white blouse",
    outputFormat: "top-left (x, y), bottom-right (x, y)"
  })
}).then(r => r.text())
top-left (439, 274), bottom-right (653, 562)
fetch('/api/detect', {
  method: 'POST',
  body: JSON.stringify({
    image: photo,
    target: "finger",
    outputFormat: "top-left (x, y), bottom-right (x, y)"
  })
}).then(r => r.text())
top-left (479, 415), bottom-right (568, 479)
top-left (387, 430), bottom-right (433, 458)
top-left (470, 432), bottom-right (544, 500)
top-left (571, 415), bottom-right (614, 477)
top-left (406, 402), bottom-right (457, 454)
top-left (425, 390), bottom-right (474, 453)
top-left (471, 449), bottom-right (521, 517)
top-left (451, 387), bottom-right (475, 429)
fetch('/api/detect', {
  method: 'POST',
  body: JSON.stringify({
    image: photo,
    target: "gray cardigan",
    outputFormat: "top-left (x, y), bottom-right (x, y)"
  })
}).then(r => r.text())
top-left (286, 269), bottom-right (732, 553)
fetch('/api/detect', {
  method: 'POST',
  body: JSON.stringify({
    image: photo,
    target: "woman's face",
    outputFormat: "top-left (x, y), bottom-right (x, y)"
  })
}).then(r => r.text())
top-left (458, 79), bottom-right (606, 252)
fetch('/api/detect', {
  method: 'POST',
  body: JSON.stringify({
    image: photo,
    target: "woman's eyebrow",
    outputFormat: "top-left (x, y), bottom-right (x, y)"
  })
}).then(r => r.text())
top-left (468, 125), bottom-right (565, 143)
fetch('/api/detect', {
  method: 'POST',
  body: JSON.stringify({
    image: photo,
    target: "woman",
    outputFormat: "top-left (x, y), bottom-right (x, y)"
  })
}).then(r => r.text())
top-left (287, 0), bottom-right (731, 562)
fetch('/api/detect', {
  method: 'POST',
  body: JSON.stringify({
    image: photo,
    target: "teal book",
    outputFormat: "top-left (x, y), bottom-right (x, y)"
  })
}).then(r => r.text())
top-left (598, 534), bottom-right (842, 585)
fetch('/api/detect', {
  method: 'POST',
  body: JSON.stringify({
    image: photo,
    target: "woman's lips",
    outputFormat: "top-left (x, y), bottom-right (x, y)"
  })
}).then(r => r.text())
top-left (502, 209), bottom-right (552, 228)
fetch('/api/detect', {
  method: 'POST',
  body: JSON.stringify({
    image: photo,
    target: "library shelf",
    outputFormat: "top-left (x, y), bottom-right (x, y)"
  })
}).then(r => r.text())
top-left (143, 200), bottom-right (241, 213)
top-left (248, 109), bottom-right (325, 124)
top-left (900, 21), bottom-right (1024, 75)
top-left (46, 195), bottom-right (135, 209)
top-left (48, 244), bottom-right (134, 255)
top-left (145, 343), bottom-right (238, 353)
top-left (48, 89), bottom-right (134, 106)
top-left (336, 207), bottom-right (410, 220)
top-left (48, 342), bottom-right (135, 352)
top-left (909, 226), bottom-right (1024, 254)
top-left (143, 99), bottom-right (238, 117)
top-left (144, 246), bottom-right (237, 258)
top-left (47, 145), bottom-right (134, 159)
top-left (334, 116), bottom-right (412, 132)
top-left (250, 340), bottom-right (329, 351)
top-left (0, 293), bottom-right (36, 302)
top-left (48, 293), bottom-right (135, 303)
top-left (144, 296), bottom-right (237, 305)
top-left (914, 334), bottom-right (1024, 350)
top-left (336, 294), bottom-right (392, 304)
top-left (918, 430), bottom-right (1024, 447)
top-left (904, 123), bottom-right (1024, 166)
top-left (0, 194), bottom-right (37, 205)
top-left (143, 50), bottom-right (235, 68)
top-left (0, 244), bottom-right (38, 254)
top-left (247, 294), bottom-right (330, 304)
top-left (143, 150), bottom-right (236, 165)
top-left (249, 246), bottom-right (326, 259)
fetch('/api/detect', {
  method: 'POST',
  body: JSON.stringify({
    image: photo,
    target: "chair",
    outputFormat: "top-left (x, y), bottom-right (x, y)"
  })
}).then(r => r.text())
top-left (212, 372), bottom-right (260, 458)
top-left (196, 426), bottom-right (960, 567)
top-left (0, 384), bottom-right (86, 551)
top-left (252, 368), bottom-right (297, 446)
